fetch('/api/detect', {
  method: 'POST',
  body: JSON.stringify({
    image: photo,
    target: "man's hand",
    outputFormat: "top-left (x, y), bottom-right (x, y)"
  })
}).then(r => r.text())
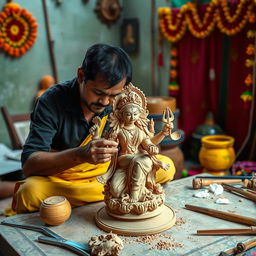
top-left (79, 139), bottom-right (118, 164)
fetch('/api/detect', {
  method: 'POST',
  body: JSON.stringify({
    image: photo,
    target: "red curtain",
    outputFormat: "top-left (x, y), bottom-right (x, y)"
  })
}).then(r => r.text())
top-left (226, 24), bottom-right (253, 150)
top-left (177, 29), bottom-right (224, 139)
top-left (176, 24), bottom-right (253, 151)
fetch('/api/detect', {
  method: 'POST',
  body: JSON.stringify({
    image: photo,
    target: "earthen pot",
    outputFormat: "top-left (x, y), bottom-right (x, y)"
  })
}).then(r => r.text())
top-left (40, 196), bottom-right (71, 226)
top-left (199, 135), bottom-right (235, 176)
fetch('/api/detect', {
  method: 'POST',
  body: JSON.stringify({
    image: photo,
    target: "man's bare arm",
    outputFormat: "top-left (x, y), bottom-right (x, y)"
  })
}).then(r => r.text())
top-left (23, 139), bottom-right (118, 177)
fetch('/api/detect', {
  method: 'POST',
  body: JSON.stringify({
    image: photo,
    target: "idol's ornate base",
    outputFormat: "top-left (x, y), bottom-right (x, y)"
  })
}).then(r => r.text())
top-left (95, 205), bottom-right (176, 236)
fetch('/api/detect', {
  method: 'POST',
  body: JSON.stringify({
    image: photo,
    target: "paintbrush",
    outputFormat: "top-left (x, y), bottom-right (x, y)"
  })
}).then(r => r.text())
top-left (185, 204), bottom-right (256, 226)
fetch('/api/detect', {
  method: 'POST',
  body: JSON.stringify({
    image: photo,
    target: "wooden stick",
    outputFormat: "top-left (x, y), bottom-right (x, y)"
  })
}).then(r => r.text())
top-left (197, 227), bottom-right (256, 236)
top-left (193, 178), bottom-right (242, 189)
top-left (185, 204), bottom-right (256, 226)
top-left (196, 176), bottom-right (252, 180)
top-left (222, 183), bottom-right (256, 202)
top-left (247, 189), bottom-right (256, 194)
top-left (42, 0), bottom-right (59, 83)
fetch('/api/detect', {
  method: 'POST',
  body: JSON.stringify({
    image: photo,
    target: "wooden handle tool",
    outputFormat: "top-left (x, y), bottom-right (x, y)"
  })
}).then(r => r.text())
top-left (197, 226), bottom-right (256, 236)
top-left (222, 183), bottom-right (256, 202)
top-left (185, 204), bottom-right (256, 226)
top-left (243, 178), bottom-right (256, 190)
top-left (219, 239), bottom-right (256, 256)
top-left (193, 178), bottom-right (242, 189)
top-left (236, 239), bottom-right (256, 253)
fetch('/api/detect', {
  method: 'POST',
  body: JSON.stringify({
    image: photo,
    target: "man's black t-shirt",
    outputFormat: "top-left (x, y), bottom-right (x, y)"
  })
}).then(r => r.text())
top-left (21, 78), bottom-right (111, 166)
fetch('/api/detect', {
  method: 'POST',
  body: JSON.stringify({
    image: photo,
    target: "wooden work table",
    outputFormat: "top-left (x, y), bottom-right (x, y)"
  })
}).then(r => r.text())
top-left (0, 174), bottom-right (255, 256)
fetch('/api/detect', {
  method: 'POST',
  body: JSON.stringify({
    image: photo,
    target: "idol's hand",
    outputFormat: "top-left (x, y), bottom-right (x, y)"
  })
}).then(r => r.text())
top-left (147, 144), bottom-right (159, 155)
top-left (161, 123), bottom-right (173, 136)
top-left (79, 139), bottom-right (118, 164)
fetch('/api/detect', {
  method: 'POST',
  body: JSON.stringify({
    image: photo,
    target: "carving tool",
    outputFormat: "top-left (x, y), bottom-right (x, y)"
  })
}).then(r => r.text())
top-left (1, 220), bottom-right (91, 256)
top-left (219, 239), bottom-right (256, 256)
top-left (185, 204), bottom-right (256, 226)
top-left (197, 226), bottom-right (256, 236)
top-left (222, 183), bottom-right (256, 202)
top-left (192, 178), bottom-right (242, 189)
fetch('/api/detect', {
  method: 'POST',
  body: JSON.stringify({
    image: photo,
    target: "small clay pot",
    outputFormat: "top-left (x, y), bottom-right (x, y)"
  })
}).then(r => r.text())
top-left (40, 196), bottom-right (71, 226)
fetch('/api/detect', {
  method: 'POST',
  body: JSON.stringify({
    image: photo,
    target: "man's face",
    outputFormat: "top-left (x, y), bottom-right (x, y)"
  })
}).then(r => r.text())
top-left (79, 70), bottom-right (126, 114)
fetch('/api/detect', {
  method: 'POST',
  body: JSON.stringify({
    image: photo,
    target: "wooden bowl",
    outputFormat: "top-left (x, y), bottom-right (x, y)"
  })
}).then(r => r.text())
top-left (40, 196), bottom-right (71, 226)
top-left (147, 97), bottom-right (176, 114)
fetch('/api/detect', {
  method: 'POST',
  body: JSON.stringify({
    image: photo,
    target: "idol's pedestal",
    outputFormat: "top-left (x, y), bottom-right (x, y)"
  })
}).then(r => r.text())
top-left (95, 204), bottom-right (176, 236)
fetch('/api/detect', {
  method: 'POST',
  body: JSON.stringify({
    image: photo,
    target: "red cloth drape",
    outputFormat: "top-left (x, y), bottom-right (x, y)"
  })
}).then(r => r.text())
top-left (177, 29), bottom-right (224, 139)
top-left (226, 24), bottom-right (253, 150)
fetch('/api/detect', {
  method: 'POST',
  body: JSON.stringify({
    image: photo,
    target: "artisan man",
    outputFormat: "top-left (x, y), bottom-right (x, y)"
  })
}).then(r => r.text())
top-left (11, 43), bottom-right (175, 214)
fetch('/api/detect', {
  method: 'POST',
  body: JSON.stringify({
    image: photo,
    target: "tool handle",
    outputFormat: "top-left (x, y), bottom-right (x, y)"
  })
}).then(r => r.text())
top-left (192, 178), bottom-right (242, 189)
top-left (236, 239), bottom-right (256, 253)
top-left (38, 236), bottom-right (91, 256)
top-left (185, 204), bottom-right (256, 226)
top-left (196, 176), bottom-right (252, 180)
top-left (1, 220), bottom-right (63, 239)
top-left (222, 184), bottom-right (256, 202)
top-left (197, 227), bottom-right (256, 235)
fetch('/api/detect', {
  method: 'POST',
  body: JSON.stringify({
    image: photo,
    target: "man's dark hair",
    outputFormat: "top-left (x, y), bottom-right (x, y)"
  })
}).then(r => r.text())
top-left (82, 44), bottom-right (132, 87)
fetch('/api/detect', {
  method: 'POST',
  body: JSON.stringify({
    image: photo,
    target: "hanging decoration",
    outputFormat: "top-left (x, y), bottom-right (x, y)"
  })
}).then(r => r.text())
top-left (159, 0), bottom-right (256, 98)
top-left (168, 46), bottom-right (179, 97)
top-left (240, 29), bottom-right (255, 107)
top-left (0, 2), bottom-right (38, 57)
top-left (158, 0), bottom-right (256, 43)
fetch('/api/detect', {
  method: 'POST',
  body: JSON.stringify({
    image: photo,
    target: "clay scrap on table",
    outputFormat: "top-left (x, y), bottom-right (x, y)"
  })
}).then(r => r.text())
top-left (88, 233), bottom-right (124, 256)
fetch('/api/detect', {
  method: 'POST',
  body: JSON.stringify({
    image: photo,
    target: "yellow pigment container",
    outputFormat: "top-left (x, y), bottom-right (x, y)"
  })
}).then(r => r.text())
top-left (199, 135), bottom-right (235, 176)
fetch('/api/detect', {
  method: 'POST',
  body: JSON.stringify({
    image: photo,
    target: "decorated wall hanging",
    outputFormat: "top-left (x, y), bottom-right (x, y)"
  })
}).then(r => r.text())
top-left (168, 46), bottom-right (179, 97)
top-left (240, 29), bottom-right (255, 108)
top-left (158, 0), bottom-right (256, 43)
top-left (0, 2), bottom-right (38, 57)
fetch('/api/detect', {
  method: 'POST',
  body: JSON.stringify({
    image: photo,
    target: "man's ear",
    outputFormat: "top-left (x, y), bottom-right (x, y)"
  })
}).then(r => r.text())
top-left (77, 67), bottom-right (85, 84)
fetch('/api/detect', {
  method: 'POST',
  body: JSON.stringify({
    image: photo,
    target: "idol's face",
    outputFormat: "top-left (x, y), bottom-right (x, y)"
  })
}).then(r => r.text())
top-left (122, 105), bottom-right (140, 125)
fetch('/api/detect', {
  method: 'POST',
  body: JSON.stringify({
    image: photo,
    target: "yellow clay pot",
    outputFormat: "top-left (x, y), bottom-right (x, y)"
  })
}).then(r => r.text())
top-left (199, 135), bottom-right (235, 175)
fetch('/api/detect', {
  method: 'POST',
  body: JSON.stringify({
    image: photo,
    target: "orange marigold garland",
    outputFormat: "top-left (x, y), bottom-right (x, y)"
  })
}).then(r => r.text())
top-left (0, 2), bottom-right (38, 57)
top-left (168, 46), bottom-right (179, 97)
top-left (158, 0), bottom-right (256, 43)
top-left (240, 29), bottom-right (255, 108)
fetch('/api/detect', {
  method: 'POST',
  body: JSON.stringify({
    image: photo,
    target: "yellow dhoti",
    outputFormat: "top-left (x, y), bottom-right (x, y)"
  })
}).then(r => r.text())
top-left (11, 116), bottom-right (176, 214)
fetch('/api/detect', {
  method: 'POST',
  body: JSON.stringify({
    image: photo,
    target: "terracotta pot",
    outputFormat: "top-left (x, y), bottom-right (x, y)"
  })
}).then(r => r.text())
top-left (199, 135), bottom-right (235, 176)
top-left (40, 196), bottom-right (71, 226)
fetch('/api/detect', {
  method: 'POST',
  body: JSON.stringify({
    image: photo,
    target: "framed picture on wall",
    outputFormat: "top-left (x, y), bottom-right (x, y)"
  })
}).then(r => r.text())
top-left (121, 18), bottom-right (139, 53)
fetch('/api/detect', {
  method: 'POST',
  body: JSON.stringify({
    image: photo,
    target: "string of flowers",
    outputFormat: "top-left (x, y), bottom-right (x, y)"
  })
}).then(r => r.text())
top-left (168, 46), bottom-right (179, 96)
top-left (240, 29), bottom-right (255, 107)
top-left (0, 2), bottom-right (38, 57)
top-left (158, 0), bottom-right (256, 42)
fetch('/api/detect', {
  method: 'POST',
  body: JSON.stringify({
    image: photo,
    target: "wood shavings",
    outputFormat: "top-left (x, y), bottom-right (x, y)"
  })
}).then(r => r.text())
top-left (175, 217), bottom-right (186, 226)
top-left (150, 241), bottom-right (184, 250)
top-left (123, 233), bottom-right (184, 251)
